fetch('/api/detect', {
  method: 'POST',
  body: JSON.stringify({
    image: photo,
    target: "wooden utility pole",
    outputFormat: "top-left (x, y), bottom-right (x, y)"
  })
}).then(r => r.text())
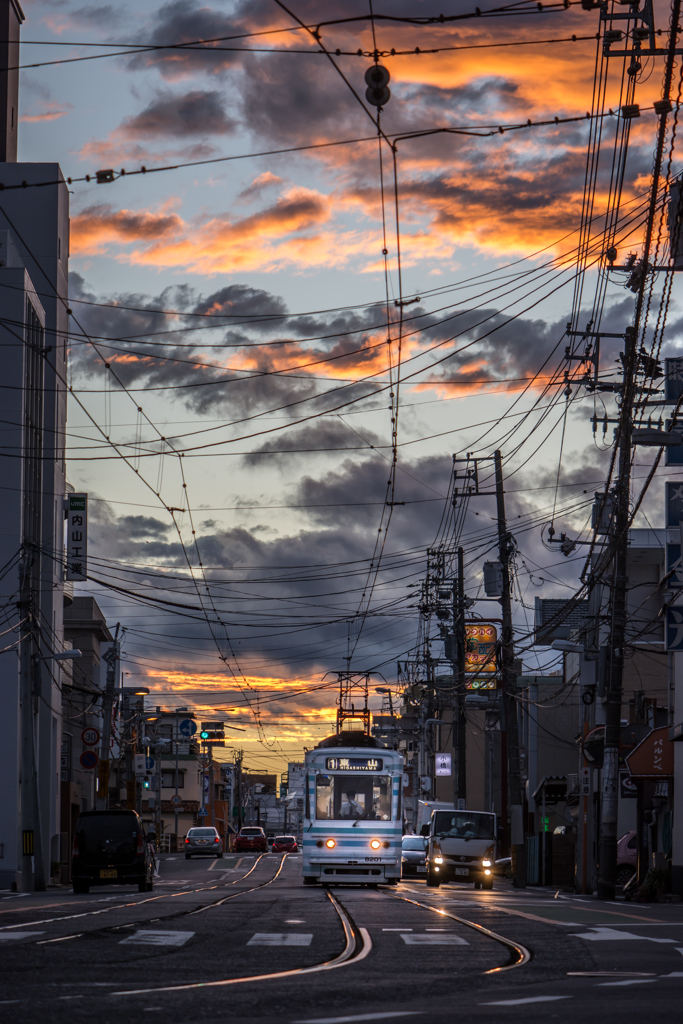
top-left (597, 0), bottom-right (680, 900)
top-left (455, 547), bottom-right (467, 805)
top-left (494, 450), bottom-right (525, 887)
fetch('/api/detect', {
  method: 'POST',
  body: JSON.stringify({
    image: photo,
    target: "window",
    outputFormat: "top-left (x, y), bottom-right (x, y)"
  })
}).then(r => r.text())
top-left (627, 834), bottom-right (638, 850)
top-left (432, 812), bottom-right (495, 840)
top-left (315, 774), bottom-right (392, 821)
top-left (161, 770), bottom-right (184, 789)
top-left (402, 837), bottom-right (426, 851)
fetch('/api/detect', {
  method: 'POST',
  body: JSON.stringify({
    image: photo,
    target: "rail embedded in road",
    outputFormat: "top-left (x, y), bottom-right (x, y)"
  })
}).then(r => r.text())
top-left (111, 889), bottom-right (371, 997)
top-left (383, 887), bottom-right (531, 973)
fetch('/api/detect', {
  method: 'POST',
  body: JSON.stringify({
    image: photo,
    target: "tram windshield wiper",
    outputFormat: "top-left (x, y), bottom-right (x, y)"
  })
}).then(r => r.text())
top-left (352, 806), bottom-right (374, 827)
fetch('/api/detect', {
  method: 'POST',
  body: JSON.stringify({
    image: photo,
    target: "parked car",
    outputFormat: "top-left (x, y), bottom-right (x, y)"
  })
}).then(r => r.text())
top-left (616, 829), bottom-right (637, 886)
top-left (185, 826), bottom-right (224, 858)
top-left (234, 826), bottom-right (268, 853)
top-left (271, 836), bottom-right (298, 853)
top-left (401, 834), bottom-right (427, 877)
top-left (72, 810), bottom-right (155, 894)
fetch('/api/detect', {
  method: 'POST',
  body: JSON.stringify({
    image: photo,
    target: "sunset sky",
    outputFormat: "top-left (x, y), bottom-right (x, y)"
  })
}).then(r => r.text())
top-left (18, 0), bottom-right (683, 774)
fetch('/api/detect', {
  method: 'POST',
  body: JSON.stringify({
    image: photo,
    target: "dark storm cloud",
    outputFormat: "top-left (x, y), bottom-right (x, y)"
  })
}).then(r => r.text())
top-left (120, 90), bottom-right (236, 138)
top-left (117, 514), bottom-right (172, 538)
top-left (241, 420), bottom-right (383, 465)
top-left (87, 450), bottom-right (452, 674)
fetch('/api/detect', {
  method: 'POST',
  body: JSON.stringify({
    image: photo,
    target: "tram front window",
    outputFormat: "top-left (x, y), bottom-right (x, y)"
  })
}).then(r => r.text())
top-left (315, 775), bottom-right (391, 821)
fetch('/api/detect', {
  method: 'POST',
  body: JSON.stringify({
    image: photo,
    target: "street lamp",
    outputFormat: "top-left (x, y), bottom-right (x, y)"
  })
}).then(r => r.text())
top-left (551, 640), bottom-right (584, 653)
top-left (43, 648), bottom-right (82, 660)
top-left (174, 706), bottom-right (189, 845)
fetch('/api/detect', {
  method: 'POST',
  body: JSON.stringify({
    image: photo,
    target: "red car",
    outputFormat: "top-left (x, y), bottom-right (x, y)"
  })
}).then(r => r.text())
top-left (271, 835), bottom-right (298, 853)
top-left (234, 827), bottom-right (268, 853)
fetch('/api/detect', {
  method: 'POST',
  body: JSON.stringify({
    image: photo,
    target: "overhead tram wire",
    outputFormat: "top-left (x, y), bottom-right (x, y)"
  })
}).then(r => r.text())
top-left (0, 205), bottom-right (279, 746)
top-left (1, 31), bottom-right (600, 71)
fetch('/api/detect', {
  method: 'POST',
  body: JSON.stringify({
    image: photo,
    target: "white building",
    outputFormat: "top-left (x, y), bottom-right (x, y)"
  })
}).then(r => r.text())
top-left (0, 0), bottom-right (69, 890)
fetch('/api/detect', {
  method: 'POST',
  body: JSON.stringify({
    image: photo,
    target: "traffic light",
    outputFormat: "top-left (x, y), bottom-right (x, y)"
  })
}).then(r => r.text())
top-left (201, 721), bottom-right (225, 742)
top-left (142, 777), bottom-right (150, 789)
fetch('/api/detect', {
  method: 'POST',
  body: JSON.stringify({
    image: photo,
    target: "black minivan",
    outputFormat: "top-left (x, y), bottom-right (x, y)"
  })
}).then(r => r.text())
top-left (72, 810), bottom-right (156, 894)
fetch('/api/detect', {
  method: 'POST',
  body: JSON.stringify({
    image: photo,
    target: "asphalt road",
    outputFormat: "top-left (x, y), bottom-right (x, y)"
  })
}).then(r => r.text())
top-left (2, 854), bottom-right (683, 1024)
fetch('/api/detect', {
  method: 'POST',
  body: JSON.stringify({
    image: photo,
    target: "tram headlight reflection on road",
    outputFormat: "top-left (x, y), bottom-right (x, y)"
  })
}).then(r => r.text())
top-left (370, 839), bottom-right (381, 850)
top-left (325, 838), bottom-right (336, 849)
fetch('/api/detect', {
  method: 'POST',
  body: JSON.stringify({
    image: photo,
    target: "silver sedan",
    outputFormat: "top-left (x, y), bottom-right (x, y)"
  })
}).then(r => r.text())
top-left (184, 826), bottom-right (224, 858)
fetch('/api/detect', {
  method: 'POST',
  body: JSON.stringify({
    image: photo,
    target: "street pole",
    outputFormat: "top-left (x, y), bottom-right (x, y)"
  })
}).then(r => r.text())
top-left (97, 623), bottom-right (120, 810)
top-left (19, 554), bottom-right (45, 891)
top-left (173, 707), bottom-right (188, 845)
top-left (494, 450), bottom-right (525, 887)
top-left (455, 546), bottom-right (466, 807)
top-left (597, 0), bottom-right (680, 901)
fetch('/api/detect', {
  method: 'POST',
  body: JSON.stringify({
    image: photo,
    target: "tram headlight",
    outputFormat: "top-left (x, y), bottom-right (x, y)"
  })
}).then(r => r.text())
top-left (325, 838), bottom-right (336, 849)
top-left (370, 839), bottom-right (381, 850)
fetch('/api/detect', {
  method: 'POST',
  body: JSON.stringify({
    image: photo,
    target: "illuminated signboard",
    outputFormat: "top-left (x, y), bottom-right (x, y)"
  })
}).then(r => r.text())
top-left (325, 757), bottom-right (384, 771)
top-left (465, 623), bottom-right (497, 674)
top-left (464, 623), bottom-right (498, 689)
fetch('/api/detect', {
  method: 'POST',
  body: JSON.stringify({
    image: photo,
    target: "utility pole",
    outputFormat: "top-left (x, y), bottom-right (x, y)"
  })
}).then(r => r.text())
top-left (455, 547), bottom-right (467, 806)
top-left (19, 554), bottom-right (45, 891)
top-left (494, 450), bottom-right (525, 887)
top-left (97, 623), bottom-right (120, 810)
top-left (597, 0), bottom-right (681, 901)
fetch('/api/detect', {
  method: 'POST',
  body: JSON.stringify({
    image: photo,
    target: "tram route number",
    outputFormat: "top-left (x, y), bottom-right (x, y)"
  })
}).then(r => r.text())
top-left (325, 757), bottom-right (383, 771)
top-left (365, 857), bottom-right (381, 862)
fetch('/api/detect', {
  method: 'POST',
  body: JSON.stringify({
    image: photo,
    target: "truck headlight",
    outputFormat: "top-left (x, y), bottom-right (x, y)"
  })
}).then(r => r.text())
top-left (484, 869), bottom-right (491, 875)
top-left (482, 860), bottom-right (492, 867)
top-left (434, 856), bottom-right (444, 864)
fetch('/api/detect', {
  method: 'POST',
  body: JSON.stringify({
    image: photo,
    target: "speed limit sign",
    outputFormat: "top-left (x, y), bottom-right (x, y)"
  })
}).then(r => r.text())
top-left (81, 727), bottom-right (100, 746)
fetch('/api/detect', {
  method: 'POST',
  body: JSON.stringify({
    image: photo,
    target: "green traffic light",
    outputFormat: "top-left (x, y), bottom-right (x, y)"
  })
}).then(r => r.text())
top-left (200, 731), bottom-right (209, 739)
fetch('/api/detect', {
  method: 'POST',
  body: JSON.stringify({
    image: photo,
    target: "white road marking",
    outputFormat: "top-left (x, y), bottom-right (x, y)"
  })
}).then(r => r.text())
top-left (97, 896), bottom-right (120, 902)
top-left (382, 928), bottom-right (411, 932)
top-left (36, 934), bottom-right (83, 944)
top-left (677, 947), bottom-right (683, 956)
top-left (661, 972), bottom-right (683, 977)
top-left (400, 934), bottom-right (468, 945)
top-left (119, 930), bottom-right (194, 947)
top-left (248, 933), bottom-right (313, 946)
top-left (0, 931), bottom-right (44, 941)
top-left (598, 979), bottom-right (658, 987)
top-left (292, 1014), bottom-right (421, 1023)
top-left (571, 927), bottom-right (677, 943)
top-left (480, 996), bottom-right (571, 1006)
top-left (286, 919), bottom-right (305, 924)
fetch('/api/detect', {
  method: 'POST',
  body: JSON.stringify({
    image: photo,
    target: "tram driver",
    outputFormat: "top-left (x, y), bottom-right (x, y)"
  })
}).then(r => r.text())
top-left (340, 792), bottom-right (364, 818)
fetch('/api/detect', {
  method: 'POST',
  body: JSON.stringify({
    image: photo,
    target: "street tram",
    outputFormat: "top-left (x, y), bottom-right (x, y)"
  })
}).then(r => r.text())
top-left (302, 728), bottom-right (403, 886)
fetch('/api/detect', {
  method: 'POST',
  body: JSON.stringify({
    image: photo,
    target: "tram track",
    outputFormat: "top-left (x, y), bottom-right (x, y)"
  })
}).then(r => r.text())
top-left (111, 888), bottom-right (371, 997)
top-left (0, 853), bottom-right (277, 941)
top-left (386, 885), bottom-right (531, 973)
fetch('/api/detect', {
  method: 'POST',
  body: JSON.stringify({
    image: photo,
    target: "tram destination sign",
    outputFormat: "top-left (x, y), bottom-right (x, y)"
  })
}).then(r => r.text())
top-left (325, 757), bottom-right (383, 771)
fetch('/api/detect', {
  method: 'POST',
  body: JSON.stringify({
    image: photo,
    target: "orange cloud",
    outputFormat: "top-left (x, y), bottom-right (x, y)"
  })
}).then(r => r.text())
top-left (71, 203), bottom-right (184, 256)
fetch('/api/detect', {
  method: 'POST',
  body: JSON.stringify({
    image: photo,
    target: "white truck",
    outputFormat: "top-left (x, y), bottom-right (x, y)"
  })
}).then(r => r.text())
top-left (420, 808), bottom-right (497, 889)
top-left (415, 800), bottom-right (455, 834)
